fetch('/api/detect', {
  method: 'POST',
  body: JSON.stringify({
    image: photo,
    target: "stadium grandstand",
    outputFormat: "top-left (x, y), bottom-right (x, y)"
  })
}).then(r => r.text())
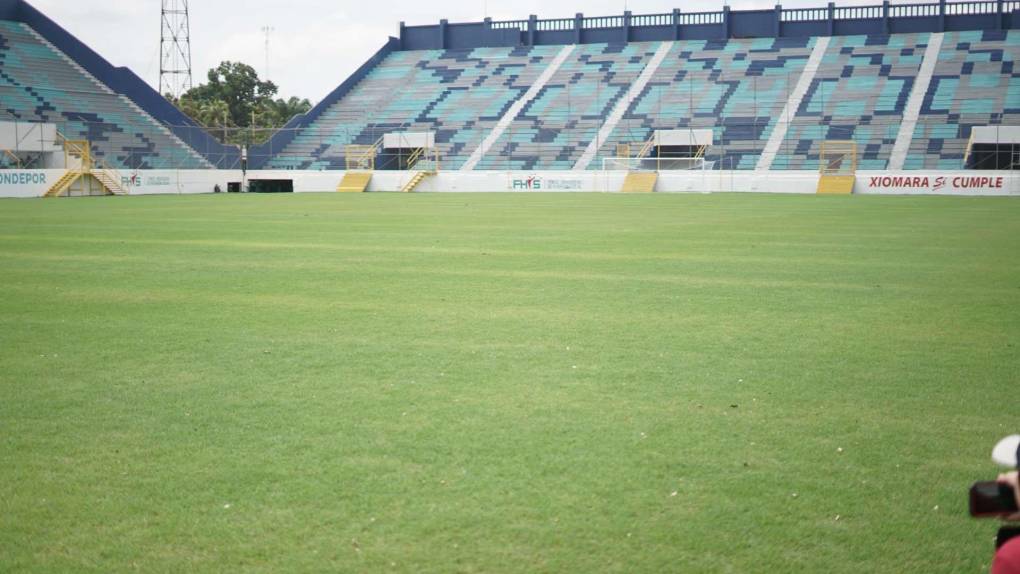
top-left (0, 0), bottom-right (236, 174)
top-left (0, 0), bottom-right (1018, 196)
top-left (2, 3), bottom-right (1020, 571)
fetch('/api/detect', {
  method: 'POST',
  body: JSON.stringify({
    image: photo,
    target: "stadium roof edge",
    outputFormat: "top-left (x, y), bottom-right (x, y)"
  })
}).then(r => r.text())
top-left (397, 0), bottom-right (1020, 51)
top-left (0, 0), bottom-right (240, 168)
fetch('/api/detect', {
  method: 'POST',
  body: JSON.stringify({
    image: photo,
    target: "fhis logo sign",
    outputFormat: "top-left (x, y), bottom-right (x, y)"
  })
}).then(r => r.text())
top-left (512, 176), bottom-right (542, 190)
top-left (510, 175), bottom-right (583, 191)
top-left (121, 172), bottom-right (172, 187)
top-left (0, 172), bottom-right (46, 185)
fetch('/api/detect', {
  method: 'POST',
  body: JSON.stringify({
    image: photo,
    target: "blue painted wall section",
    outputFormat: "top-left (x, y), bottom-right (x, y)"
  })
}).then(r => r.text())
top-left (400, 1), bottom-right (1019, 51)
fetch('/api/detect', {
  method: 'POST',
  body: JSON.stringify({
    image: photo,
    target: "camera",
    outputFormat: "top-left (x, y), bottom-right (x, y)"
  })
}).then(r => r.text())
top-left (970, 481), bottom-right (1019, 518)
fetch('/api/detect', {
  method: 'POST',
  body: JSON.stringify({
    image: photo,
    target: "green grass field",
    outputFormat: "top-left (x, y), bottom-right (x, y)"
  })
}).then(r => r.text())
top-left (1, 193), bottom-right (1018, 573)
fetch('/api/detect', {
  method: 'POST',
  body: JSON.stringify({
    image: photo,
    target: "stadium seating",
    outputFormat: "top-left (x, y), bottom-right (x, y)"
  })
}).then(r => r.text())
top-left (480, 41), bottom-right (660, 170)
top-left (263, 45), bottom-right (564, 170)
top-left (260, 28), bottom-right (1020, 172)
top-left (907, 29), bottom-right (1020, 169)
top-left (776, 33), bottom-right (931, 170)
top-left (603, 37), bottom-right (817, 171)
top-left (0, 20), bottom-right (210, 169)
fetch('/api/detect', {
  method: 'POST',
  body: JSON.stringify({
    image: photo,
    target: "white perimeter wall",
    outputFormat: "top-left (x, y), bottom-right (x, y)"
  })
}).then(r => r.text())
top-left (0, 170), bottom-right (230, 198)
top-left (1, 169), bottom-right (1018, 198)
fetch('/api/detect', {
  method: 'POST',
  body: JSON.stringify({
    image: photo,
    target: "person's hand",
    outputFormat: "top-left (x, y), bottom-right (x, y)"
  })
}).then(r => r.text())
top-left (998, 471), bottom-right (1020, 522)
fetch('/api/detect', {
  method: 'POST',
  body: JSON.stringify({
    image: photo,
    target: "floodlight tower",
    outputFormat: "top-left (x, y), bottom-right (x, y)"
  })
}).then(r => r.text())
top-left (160, 0), bottom-right (194, 99)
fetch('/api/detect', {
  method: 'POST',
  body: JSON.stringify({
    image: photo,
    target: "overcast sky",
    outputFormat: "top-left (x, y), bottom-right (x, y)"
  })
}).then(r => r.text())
top-left (30, 0), bottom-right (879, 104)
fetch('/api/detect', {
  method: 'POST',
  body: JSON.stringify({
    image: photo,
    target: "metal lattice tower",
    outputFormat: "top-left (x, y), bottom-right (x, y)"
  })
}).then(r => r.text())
top-left (160, 0), bottom-right (193, 99)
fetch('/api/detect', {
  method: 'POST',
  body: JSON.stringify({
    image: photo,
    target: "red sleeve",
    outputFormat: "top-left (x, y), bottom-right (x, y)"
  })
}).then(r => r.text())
top-left (993, 537), bottom-right (1020, 574)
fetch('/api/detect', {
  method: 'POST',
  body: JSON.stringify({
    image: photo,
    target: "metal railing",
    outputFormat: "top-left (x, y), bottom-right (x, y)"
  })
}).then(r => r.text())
top-left (535, 19), bottom-right (575, 32)
top-left (833, 6), bottom-right (884, 20)
top-left (485, 0), bottom-right (1014, 34)
top-left (946, 1), bottom-right (999, 13)
top-left (889, 3), bottom-right (941, 17)
top-left (782, 8), bottom-right (829, 22)
top-left (631, 13), bottom-right (673, 27)
top-left (677, 11), bottom-right (725, 25)
top-left (582, 16), bottom-right (624, 29)
top-left (491, 20), bottom-right (528, 31)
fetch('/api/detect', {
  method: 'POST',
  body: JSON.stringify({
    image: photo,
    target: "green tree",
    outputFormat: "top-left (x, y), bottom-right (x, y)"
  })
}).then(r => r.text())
top-left (176, 97), bottom-right (231, 138)
top-left (170, 62), bottom-right (313, 145)
top-left (266, 96), bottom-right (313, 125)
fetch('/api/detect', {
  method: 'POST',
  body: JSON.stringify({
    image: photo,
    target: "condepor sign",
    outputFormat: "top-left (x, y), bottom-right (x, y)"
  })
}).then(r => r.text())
top-left (0, 172), bottom-right (46, 185)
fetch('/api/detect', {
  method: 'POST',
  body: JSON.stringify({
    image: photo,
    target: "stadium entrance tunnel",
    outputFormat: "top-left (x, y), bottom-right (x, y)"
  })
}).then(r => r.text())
top-left (375, 132), bottom-right (438, 172)
top-left (966, 127), bottom-right (1020, 170)
top-left (377, 149), bottom-right (421, 171)
top-left (248, 179), bottom-right (294, 193)
top-left (967, 144), bottom-right (1020, 170)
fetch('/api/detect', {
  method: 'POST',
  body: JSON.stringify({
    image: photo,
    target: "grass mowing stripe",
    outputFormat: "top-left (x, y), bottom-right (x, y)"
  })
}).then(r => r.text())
top-left (0, 193), bottom-right (1018, 573)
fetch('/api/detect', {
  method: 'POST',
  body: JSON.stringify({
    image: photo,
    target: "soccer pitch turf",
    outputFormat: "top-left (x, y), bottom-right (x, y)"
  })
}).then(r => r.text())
top-left (1, 192), bottom-right (1018, 572)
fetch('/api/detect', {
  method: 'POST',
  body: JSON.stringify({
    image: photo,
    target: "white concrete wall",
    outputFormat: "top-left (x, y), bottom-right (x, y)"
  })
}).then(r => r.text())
top-left (0, 169), bottom-right (233, 198)
top-left (258, 169), bottom-right (1020, 195)
top-left (855, 171), bottom-right (1020, 196)
top-left (127, 170), bottom-right (231, 195)
top-left (258, 170), bottom-right (819, 194)
top-left (0, 170), bottom-right (61, 198)
top-left (2, 169), bottom-right (1019, 198)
